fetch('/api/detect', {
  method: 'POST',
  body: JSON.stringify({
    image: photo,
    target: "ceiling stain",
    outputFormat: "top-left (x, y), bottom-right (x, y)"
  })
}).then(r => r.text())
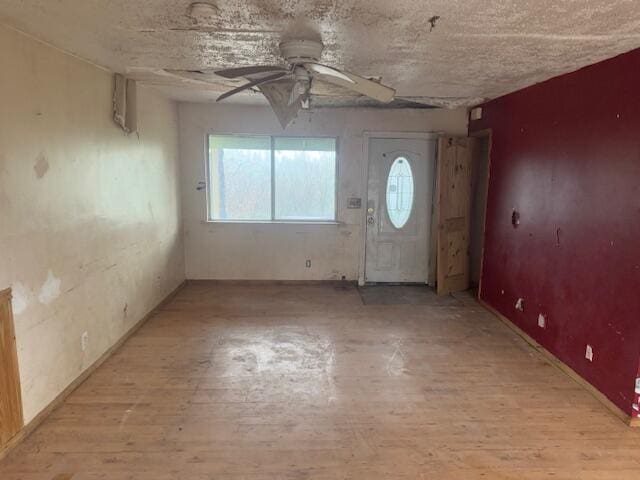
top-left (1, 0), bottom-right (640, 107)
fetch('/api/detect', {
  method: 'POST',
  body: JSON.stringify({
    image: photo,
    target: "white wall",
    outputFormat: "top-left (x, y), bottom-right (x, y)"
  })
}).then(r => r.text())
top-left (179, 103), bottom-right (467, 280)
top-left (0, 25), bottom-right (184, 422)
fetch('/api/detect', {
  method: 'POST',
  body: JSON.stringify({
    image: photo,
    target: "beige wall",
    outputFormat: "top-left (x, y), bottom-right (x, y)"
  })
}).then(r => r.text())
top-left (179, 103), bottom-right (467, 280)
top-left (0, 25), bottom-right (184, 422)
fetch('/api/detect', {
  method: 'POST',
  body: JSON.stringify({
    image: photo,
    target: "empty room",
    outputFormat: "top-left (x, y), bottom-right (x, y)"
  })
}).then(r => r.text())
top-left (1, 1), bottom-right (640, 478)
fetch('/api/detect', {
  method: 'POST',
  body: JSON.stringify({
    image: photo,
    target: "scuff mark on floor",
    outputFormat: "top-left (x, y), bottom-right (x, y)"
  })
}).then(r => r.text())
top-left (119, 396), bottom-right (143, 430)
top-left (386, 339), bottom-right (407, 376)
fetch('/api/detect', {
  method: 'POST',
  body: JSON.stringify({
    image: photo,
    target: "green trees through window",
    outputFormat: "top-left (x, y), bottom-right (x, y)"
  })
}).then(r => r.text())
top-left (208, 135), bottom-right (336, 222)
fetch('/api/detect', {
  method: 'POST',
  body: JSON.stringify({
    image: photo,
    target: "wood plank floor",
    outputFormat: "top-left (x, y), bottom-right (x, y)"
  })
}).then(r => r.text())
top-left (1, 282), bottom-right (639, 479)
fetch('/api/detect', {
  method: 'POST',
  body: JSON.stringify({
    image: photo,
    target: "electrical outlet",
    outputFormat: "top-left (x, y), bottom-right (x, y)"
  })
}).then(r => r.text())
top-left (585, 344), bottom-right (594, 362)
top-left (81, 331), bottom-right (89, 352)
top-left (537, 314), bottom-right (546, 329)
top-left (305, 259), bottom-right (311, 268)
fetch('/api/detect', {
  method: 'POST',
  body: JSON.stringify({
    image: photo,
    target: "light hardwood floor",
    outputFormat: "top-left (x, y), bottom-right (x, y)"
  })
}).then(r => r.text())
top-left (1, 282), bottom-right (639, 479)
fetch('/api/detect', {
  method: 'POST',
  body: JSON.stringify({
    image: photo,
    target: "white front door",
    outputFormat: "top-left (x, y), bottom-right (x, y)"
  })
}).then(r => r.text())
top-left (364, 137), bottom-right (436, 283)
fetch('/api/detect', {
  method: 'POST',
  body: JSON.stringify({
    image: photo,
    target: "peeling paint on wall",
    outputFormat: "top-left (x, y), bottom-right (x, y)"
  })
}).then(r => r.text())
top-left (37, 270), bottom-right (61, 305)
top-left (1, 25), bottom-right (185, 423)
top-left (634, 377), bottom-right (640, 418)
top-left (11, 282), bottom-right (29, 315)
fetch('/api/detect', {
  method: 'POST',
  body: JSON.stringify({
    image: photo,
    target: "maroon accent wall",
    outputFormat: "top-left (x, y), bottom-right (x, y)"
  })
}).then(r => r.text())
top-left (469, 48), bottom-right (640, 416)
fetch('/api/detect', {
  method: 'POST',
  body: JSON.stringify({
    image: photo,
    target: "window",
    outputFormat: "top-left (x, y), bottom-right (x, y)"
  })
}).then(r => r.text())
top-left (386, 156), bottom-right (414, 228)
top-left (207, 135), bottom-right (336, 222)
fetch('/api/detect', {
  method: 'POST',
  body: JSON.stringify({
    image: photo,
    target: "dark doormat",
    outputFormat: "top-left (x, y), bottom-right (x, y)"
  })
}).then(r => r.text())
top-left (357, 284), bottom-right (463, 306)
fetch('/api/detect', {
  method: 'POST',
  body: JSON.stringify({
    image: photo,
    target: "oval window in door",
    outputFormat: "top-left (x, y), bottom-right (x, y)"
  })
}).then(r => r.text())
top-left (386, 156), bottom-right (414, 229)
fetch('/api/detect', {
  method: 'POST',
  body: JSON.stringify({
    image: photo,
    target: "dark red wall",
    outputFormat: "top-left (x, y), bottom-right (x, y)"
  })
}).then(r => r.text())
top-left (470, 48), bottom-right (640, 416)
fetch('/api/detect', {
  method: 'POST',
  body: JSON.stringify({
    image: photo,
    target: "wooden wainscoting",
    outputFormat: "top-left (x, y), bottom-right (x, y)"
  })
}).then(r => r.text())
top-left (0, 288), bottom-right (24, 448)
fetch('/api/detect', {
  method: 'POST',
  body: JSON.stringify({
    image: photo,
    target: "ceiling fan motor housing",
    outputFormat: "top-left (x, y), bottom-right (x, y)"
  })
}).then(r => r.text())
top-left (202, 37), bottom-right (395, 128)
top-left (279, 39), bottom-right (324, 64)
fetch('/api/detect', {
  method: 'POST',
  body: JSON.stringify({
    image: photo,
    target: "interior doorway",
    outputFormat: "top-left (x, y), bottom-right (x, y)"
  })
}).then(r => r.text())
top-left (363, 136), bottom-right (437, 284)
top-left (469, 132), bottom-right (492, 290)
top-left (434, 134), bottom-right (491, 296)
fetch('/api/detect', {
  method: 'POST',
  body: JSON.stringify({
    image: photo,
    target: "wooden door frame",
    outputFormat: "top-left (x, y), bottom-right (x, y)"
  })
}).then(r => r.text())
top-left (0, 287), bottom-right (24, 449)
top-left (359, 131), bottom-right (440, 286)
top-left (468, 128), bottom-right (493, 300)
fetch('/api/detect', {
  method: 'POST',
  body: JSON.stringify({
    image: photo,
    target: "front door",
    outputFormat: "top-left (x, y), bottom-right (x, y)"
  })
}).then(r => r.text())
top-left (364, 137), bottom-right (436, 283)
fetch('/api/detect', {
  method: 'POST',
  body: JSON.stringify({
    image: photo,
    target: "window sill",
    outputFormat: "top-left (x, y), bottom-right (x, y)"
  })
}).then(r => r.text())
top-left (204, 220), bottom-right (341, 225)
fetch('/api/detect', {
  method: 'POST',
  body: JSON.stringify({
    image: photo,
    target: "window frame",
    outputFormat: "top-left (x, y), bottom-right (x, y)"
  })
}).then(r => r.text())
top-left (205, 133), bottom-right (339, 224)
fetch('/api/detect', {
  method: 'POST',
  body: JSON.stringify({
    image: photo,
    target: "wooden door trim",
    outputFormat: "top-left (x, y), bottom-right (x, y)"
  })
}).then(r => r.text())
top-left (0, 288), bottom-right (24, 449)
top-left (0, 280), bottom-right (187, 461)
top-left (468, 129), bottom-right (493, 300)
top-left (0, 288), bottom-right (11, 302)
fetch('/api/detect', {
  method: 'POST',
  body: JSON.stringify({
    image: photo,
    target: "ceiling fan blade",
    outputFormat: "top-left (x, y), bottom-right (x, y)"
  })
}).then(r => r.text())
top-left (217, 72), bottom-right (289, 102)
top-left (259, 78), bottom-right (303, 129)
top-left (214, 65), bottom-right (289, 78)
top-left (304, 63), bottom-right (395, 103)
top-left (165, 69), bottom-right (227, 84)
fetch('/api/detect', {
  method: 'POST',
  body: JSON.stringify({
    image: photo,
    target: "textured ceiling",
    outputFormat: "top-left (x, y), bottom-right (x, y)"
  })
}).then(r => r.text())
top-left (2, 0), bottom-right (640, 107)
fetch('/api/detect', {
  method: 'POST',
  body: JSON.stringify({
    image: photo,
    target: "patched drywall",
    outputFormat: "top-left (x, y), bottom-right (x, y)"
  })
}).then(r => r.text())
top-left (179, 103), bottom-right (467, 280)
top-left (37, 270), bottom-right (61, 305)
top-left (0, 25), bottom-right (184, 422)
top-left (2, 1), bottom-right (640, 107)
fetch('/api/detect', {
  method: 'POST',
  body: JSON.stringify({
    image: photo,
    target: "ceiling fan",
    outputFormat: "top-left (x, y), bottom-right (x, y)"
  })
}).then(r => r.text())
top-left (169, 39), bottom-right (396, 128)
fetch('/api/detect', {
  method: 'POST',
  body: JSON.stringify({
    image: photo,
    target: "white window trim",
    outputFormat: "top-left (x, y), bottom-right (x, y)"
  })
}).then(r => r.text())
top-left (204, 133), bottom-right (339, 224)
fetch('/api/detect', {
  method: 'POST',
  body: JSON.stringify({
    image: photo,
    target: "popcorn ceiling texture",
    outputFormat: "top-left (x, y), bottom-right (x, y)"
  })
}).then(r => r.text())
top-left (1, 1), bottom-right (640, 106)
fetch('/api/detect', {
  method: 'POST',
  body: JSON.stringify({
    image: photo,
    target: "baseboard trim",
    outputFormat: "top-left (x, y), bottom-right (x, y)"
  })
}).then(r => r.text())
top-left (0, 280), bottom-right (187, 461)
top-left (479, 299), bottom-right (637, 427)
top-left (186, 279), bottom-right (358, 286)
